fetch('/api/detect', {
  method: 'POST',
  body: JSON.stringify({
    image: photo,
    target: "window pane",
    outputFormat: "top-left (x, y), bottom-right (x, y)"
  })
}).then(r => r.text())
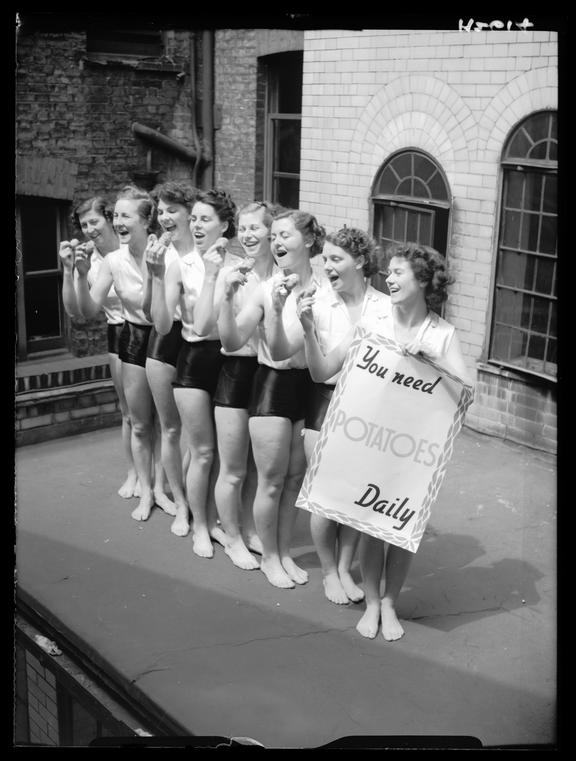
top-left (525, 112), bottom-right (551, 144)
top-left (520, 213), bottom-right (540, 252)
top-left (542, 175), bottom-right (557, 213)
top-left (393, 208), bottom-right (407, 241)
top-left (273, 176), bottom-right (299, 209)
top-left (494, 288), bottom-right (522, 325)
top-left (391, 153), bottom-right (412, 178)
top-left (524, 174), bottom-right (543, 211)
top-left (20, 199), bottom-right (59, 273)
top-left (419, 214), bottom-right (432, 246)
top-left (539, 215), bottom-right (557, 255)
top-left (535, 258), bottom-right (555, 295)
top-left (549, 141), bottom-right (557, 161)
top-left (406, 210), bottom-right (420, 242)
top-left (24, 275), bottom-right (62, 339)
top-left (531, 297), bottom-right (550, 334)
top-left (274, 52), bottom-right (303, 113)
top-left (527, 333), bottom-right (546, 361)
top-left (546, 338), bottom-right (557, 366)
top-left (375, 165), bottom-right (399, 195)
top-left (504, 172), bottom-right (524, 209)
top-left (413, 153), bottom-right (436, 182)
top-left (529, 142), bottom-right (548, 160)
top-left (411, 178), bottom-right (429, 199)
top-left (396, 178), bottom-right (412, 196)
top-left (498, 250), bottom-right (530, 289)
top-left (71, 700), bottom-right (98, 746)
top-left (274, 120), bottom-right (301, 174)
top-left (426, 171), bottom-right (448, 201)
top-left (549, 302), bottom-right (557, 335)
top-left (502, 210), bottom-right (521, 248)
top-left (506, 128), bottom-right (532, 159)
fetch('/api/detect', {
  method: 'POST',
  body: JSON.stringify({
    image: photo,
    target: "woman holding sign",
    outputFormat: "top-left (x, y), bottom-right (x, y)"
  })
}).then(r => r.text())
top-left (298, 242), bottom-right (471, 640)
top-left (296, 227), bottom-right (391, 605)
top-left (149, 189), bottom-right (236, 557)
top-left (218, 209), bottom-right (325, 589)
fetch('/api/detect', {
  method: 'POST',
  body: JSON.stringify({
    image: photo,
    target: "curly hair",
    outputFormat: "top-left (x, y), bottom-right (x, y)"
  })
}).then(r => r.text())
top-left (151, 180), bottom-right (197, 211)
top-left (272, 209), bottom-right (326, 256)
top-left (386, 242), bottom-right (453, 312)
top-left (71, 195), bottom-right (114, 235)
top-left (325, 226), bottom-right (379, 278)
top-left (115, 185), bottom-right (158, 233)
top-left (194, 188), bottom-right (237, 239)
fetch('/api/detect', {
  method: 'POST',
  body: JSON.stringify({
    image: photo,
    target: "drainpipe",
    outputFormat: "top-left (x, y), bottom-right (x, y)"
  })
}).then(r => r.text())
top-left (201, 29), bottom-right (215, 189)
top-left (189, 32), bottom-right (202, 188)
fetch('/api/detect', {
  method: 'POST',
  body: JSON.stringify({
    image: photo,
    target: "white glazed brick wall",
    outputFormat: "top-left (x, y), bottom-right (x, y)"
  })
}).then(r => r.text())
top-left (299, 30), bottom-right (557, 380)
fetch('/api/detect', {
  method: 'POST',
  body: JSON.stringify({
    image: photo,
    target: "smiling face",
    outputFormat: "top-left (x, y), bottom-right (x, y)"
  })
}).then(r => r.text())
top-left (157, 198), bottom-right (191, 243)
top-left (237, 210), bottom-right (271, 260)
top-left (78, 208), bottom-right (117, 252)
top-left (322, 241), bottom-right (363, 293)
top-left (385, 256), bottom-right (426, 307)
top-left (113, 199), bottom-right (149, 249)
top-left (270, 217), bottom-right (309, 269)
top-left (190, 202), bottom-right (228, 253)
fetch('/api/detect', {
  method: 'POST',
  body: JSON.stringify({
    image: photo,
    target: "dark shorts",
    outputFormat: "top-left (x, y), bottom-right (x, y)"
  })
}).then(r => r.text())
top-left (248, 364), bottom-right (312, 423)
top-left (107, 322), bottom-right (124, 355)
top-left (304, 382), bottom-right (335, 431)
top-left (146, 321), bottom-right (183, 368)
top-left (118, 321), bottom-right (153, 368)
top-left (213, 355), bottom-right (259, 409)
top-left (173, 339), bottom-right (224, 394)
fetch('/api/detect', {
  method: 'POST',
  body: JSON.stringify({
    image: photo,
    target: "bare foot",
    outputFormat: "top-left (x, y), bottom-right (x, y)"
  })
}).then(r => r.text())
top-left (339, 571), bottom-right (365, 603)
top-left (260, 558), bottom-right (295, 589)
top-left (209, 524), bottom-right (229, 548)
top-left (224, 538), bottom-right (260, 570)
top-left (133, 480), bottom-right (141, 498)
top-left (356, 604), bottom-right (381, 639)
top-left (118, 471), bottom-right (138, 499)
top-left (170, 505), bottom-right (190, 537)
top-left (192, 528), bottom-right (214, 558)
top-left (154, 490), bottom-right (177, 517)
top-left (244, 533), bottom-right (263, 556)
top-left (322, 573), bottom-right (350, 605)
top-left (282, 556), bottom-right (308, 585)
top-left (131, 492), bottom-right (155, 522)
top-left (380, 599), bottom-right (405, 641)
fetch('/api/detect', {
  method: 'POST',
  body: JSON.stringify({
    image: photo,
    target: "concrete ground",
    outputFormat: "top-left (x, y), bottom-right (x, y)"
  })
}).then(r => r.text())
top-left (15, 424), bottom-right (556, 749)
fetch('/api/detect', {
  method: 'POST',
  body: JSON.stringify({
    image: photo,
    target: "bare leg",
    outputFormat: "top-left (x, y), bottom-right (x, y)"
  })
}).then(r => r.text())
top-left (356, 534), bottom-right (385, 639)
top-left (249, 416), bottom-right (295, 589)
top-left (278, 420), bottom-right (308, 584)
top-left (241, 449), bottom-right (262, 554)
top-left (380, 545), bottom-right (413, 641)
top-left (121, 362), bottom-right (155, 522)
top-left (146, 359), bottom-right (186, 526)
top-left (174, 387), bottom-right (215, 557)
top-left (337, 526), bottom-right (365, 603)
top-left (109, 353), bottom-right (139, 498)
top-left (213, 406), bottom-right (259, 570)
top-left (304, 429), bottom-right (347, 602)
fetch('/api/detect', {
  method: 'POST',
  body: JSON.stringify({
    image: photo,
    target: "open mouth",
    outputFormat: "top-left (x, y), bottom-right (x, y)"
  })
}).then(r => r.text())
top-left (274, 249), bottom-right (288, 258)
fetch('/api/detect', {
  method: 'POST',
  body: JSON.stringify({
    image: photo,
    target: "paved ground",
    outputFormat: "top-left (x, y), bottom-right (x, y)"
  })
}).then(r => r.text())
top-left (15, 424), bottom-right (556, 749)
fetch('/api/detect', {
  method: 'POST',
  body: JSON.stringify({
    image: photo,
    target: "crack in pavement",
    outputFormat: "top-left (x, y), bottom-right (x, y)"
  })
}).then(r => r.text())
top-left (409, 604), bottom-right (507, 621)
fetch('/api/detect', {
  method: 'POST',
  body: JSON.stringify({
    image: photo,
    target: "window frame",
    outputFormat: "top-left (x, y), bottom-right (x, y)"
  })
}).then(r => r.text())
top-left (16, 197), bottom-right (71, 360)
top-left (487, 110), bottom-right (557, 381)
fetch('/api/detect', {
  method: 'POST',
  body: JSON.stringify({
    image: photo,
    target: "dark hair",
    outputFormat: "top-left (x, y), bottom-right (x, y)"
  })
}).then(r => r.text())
top-left (325, 227), bottom-right (379, 278)
top-left (115, 185), bottom-right (158, 233)
top-left (71, 195), bottom-right (114, 234)
top-left (151, 180), bottom-right (197, 211)
top-left (271, 209), bottom-right (326, 257)
top-left (386, 242), bottom-right (453, 312)
top-left (194, 189), bottom-right (237, 239)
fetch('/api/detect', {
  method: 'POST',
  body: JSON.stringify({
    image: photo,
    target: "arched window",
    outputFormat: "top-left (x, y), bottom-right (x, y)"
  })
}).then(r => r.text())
top-left (371, 150), bottom-right (451, 294)
top-left (489, 111), bottom-right (557, 378)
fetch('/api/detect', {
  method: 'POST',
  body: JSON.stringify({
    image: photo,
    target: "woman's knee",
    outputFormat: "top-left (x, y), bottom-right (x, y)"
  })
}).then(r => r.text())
top-left (130, 418), bottom-right (154, 439)
top-left (218, 468), bottom-right (246, 492)
top-left (191, 442), bottom-right (215, 468)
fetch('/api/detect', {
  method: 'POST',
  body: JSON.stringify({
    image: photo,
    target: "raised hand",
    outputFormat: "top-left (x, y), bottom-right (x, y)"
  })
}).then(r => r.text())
top-left (296, 286), bottom-right (317, 331)
top-left (145, 232), bottom-right (170, 278)
top-left (402, 336), bottom-right (441, 361)
top-left (58, 239), bottom-right (78, 274)
top-left (73, 239), bottom-right (92, 277)
top-left (271, 272), bottom-right (300, 312)
top-left (203, 236), bottom-right (228, 278)
top-left (224, 263), bottom-right (249, 299)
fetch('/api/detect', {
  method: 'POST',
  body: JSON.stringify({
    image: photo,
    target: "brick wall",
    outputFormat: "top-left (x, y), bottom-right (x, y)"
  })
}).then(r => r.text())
top-left (25, 650), bottom-right (60, 745)
top-left (298, 29), bottom-right (558, 452)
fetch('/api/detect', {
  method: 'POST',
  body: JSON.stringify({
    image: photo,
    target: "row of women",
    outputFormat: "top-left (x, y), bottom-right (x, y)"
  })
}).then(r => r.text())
top-left (60, 181), bottom-right (471, 642)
